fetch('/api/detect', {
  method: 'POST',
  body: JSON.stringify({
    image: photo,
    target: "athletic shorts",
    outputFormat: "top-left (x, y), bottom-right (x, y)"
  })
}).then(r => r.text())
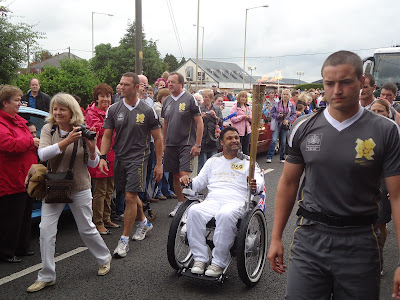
top-left (114, 158), bottom-right (148, 193)
top-left (164, 145), bottom-right (193, 174)
top-left (286, 223), bottom-right (382, 300)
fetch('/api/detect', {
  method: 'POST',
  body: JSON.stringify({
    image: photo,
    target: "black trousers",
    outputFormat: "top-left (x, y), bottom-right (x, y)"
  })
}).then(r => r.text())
top-left (0, 192), bottom-right (33, 259)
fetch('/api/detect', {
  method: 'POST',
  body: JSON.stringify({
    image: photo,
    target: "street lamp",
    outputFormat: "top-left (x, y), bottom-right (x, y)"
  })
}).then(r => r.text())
top-left (296, 71), bottom-right (304, 84)
top-left (248, 66), bottom-right (257, 89)
top-left (92, 11), bottom-right (113, 58)
top-left (243, 5), bottom-right (268, 89)
top-left (193, 24), bottom-right (205, 87)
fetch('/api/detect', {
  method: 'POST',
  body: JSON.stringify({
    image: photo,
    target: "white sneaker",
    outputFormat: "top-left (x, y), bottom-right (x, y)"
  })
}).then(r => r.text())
top-left (113, 238), bottom-right (129, 258)
top-left (280, 159), bottom-right (285, 163)
top-left (169, 204), bottom-right (181, 217)
top-left (132, 221), bottom-right (153, 241)
top-left (266, 159), bottom-right (272, 163)
top-left (205, 263), bottom-right (224, 277)
top-left (191, 261), bottom-right (206, 275)
top-left (98, 254), bottom-right (112, 276)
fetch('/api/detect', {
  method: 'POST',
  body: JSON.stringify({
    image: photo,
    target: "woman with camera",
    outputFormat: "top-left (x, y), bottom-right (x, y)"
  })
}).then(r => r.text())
top-left (266, 88), bottom-right (296, 163)
top-left (0, 85), bottom-right (39, 263)
top-left (86, 84), bottom-right (118, 234)
top-left (27, 93), bottom-right (111, 293)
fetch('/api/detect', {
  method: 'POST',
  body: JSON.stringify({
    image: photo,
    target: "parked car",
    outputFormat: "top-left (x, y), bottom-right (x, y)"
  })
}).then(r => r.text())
top-left (18, 106), bottom-right (70, 219)
top-left (221, 102), bottom-right (273, 153)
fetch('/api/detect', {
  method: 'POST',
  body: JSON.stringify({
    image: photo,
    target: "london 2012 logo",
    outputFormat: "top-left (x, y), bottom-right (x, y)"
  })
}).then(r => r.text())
top-left (355, 138), bottom-right (375, 160)
top-left (306, 134), bottom-right (323, 151)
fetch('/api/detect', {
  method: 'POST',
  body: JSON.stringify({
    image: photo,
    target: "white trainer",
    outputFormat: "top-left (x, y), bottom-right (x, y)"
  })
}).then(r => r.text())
top-left (205, 263), bottom-right (224, 277)
top-left (132, 221), bottom-right (153, 241)
top-left (191, 261), bottom-right (206, 275)
top-left (266, 159), bottom-right (272, 163)
top-left (169, 204), bottom-right (181, 217)
top-left (113, 238), bottom-right (129, 258)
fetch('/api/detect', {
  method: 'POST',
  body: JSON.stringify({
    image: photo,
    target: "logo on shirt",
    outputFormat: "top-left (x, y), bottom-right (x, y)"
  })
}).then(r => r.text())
top-left (355, 138), bottom-right (375, 160)
top-left (117, 113), bottom-right (124, 121)
top-left (231, 163), bottom-right (243, 171)
top-left (306, 134), bottom-right (323, 151)
top-left (136, 113), bottom-right (145, 124)
top-left (179, 103), bottom-right (186, 112)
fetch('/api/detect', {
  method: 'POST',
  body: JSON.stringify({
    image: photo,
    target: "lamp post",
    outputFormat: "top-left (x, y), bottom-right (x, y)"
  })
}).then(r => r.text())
top-left (92, 11), bottom-right (113, 58)
top-left (296, 71), bottom-right (304, 85)
top-left (243, 5), bottom-right (268, 90)
top-left (193, 24), bottom-right (204, 87)
top-left (248, 65), bottom-right (256, 89)
top-left (195, 0), bottom-right (200, 91)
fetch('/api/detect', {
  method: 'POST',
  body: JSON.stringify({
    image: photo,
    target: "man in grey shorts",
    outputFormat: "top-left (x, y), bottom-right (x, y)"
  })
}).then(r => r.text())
top-left (267, 50), bottom-right (400, 299)
top-left (161, 72), bottom-right (203, 217)
top-left (99, 72), bottom-right (163, 259)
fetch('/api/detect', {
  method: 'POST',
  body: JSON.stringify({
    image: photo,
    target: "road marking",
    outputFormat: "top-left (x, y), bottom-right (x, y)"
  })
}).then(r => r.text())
top-left (0, 247), bottom-right (88, 286)
top-left (264, 168), bottom-right (274, 174)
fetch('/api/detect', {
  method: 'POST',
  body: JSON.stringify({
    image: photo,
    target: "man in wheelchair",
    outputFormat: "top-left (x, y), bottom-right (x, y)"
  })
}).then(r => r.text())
top-left (179, 126), bottom-right (264, 277)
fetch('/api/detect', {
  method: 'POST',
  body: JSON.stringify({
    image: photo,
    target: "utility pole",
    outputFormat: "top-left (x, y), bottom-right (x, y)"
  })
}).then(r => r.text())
top-left (135, 0), bottom-right (143, 75)
top-left (27, 44), bottom-right (30, 72)
top-left (68, 46), bottom-right (71, 59)
top-left (195, 0), bottom-right (200, 91)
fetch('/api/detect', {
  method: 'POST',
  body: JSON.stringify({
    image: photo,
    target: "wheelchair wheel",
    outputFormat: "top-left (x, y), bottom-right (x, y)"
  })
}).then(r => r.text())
top-left (167, 200), bottom-right (199, 270)
top-left (236, 208), bottom-right (268, 286)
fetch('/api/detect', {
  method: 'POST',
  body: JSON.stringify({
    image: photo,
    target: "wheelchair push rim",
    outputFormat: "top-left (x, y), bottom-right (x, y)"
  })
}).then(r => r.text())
top-left (167, 200), bottom-right (199, 270)
top-left (236, 208), bottom-right (268, 286)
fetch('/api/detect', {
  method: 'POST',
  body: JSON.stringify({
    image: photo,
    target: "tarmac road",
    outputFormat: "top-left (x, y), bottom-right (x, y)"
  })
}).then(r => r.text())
top-left (0, 154), bottom-right (397, 299)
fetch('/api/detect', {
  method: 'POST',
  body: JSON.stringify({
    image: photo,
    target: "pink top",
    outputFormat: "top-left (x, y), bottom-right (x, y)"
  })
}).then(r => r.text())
top-left (230, 102), bottom-right (252, 136)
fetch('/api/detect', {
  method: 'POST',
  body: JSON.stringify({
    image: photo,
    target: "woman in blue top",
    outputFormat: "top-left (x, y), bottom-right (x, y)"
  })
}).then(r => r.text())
top-left (266, 89), bottom-right (296, 163)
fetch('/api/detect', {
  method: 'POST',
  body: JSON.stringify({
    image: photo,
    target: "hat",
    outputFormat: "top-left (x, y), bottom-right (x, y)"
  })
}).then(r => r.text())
top-left (212, 84), bottom-right (217, 87)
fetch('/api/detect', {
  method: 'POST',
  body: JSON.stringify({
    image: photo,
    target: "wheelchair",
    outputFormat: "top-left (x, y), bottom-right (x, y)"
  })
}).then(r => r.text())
top-left (167, 187), bottom-right (268, 286)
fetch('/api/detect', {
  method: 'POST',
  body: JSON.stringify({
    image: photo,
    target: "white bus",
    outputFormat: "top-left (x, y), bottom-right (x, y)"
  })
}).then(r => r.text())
top-left (364, 46), bottom-right (400, 100)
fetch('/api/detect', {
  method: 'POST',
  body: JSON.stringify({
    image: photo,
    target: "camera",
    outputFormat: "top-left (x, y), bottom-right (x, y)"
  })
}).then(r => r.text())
top-left (77, 125), bottom-right (96, 140)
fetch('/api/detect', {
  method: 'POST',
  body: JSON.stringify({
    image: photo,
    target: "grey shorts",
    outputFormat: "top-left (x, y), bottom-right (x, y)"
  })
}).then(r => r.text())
top-left (114, 158), bottom-right (148, 193)
top-left (286, 223), bottom-right (381, 300)
top-left (164, 145), bottom-right (193, 174)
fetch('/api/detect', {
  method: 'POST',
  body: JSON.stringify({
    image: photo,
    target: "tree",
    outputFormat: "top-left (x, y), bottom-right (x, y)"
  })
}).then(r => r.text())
top-left (163, 53), bottom-right (179, 72)
top-left (14, 58), bottom-right (100, 107)
top-left (32, 50), bottom-right (53, 63)
top-left (91, 21), bottom-right (165, 88)
top-left (0, 10), bottom-right (44, 84)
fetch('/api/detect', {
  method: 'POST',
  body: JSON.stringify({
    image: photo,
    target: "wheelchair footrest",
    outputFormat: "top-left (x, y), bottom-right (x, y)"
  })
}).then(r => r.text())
top-left (180, 267), bottom-right (227, 283)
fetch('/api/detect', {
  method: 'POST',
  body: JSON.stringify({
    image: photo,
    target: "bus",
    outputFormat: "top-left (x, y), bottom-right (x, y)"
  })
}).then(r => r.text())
top-left (363, 46), bottom-right (400, 100)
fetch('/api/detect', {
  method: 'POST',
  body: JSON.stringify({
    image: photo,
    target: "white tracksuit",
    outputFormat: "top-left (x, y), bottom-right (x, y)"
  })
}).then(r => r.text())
top-left (187, 154), bottom-right (264, 268)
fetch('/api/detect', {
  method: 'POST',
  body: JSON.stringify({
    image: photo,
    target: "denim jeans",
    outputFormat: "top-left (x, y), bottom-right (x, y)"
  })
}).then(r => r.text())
top-left (266, 123), bottom-right (289, 160)
top-left (198, 150), bottom-right (218, 173)
top-left (115, 191), bottom-right (125, 216)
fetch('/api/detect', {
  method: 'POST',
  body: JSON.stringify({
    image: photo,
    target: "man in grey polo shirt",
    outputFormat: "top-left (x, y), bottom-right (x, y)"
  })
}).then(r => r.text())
top-left (161, 72), bottom-right (203, 217)
top-left (99, 72), bottom-right (163, 259)
top-left (267, 51), bottom-right (400, 299)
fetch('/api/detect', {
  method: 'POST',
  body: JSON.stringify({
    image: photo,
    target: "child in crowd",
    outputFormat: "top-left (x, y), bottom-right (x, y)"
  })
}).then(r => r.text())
top-left (296, 103), bottom-right (305, 117)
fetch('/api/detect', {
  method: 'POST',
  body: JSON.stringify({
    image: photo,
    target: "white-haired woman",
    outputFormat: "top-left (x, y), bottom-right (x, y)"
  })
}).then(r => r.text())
top-left (27, 93), bottom-right (111, 293)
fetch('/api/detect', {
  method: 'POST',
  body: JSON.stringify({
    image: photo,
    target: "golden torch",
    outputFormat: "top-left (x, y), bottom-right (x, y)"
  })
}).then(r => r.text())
top-left (247, 84), bottom-right (266, 205)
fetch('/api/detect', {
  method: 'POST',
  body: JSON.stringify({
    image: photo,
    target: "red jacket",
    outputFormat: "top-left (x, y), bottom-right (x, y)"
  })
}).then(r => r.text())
top-left (85, 106), bottom-right (115, 178)
top-left (0, 110), bottom-right (38, 197)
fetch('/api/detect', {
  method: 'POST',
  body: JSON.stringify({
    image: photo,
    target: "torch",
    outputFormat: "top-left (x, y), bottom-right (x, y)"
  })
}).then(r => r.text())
top-left (247, 84), bottom-right (266, 208)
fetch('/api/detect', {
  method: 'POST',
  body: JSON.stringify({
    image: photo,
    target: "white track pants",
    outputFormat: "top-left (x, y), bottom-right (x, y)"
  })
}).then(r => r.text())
top-left (187, 199), bottom-right (244, 268)
top-left (37, 189), bottom-right (110, 282)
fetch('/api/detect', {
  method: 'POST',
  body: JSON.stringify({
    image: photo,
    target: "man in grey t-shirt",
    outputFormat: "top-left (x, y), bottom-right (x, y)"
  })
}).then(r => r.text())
top-left (99, 72), bottom-right (163, 259)
top-left (161, 72), bottom-right (203, 217)
top-left (267, 51), bottom-right (400, 299)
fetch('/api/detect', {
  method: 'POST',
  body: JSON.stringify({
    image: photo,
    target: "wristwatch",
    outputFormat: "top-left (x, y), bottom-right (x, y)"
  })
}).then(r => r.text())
top-left (195, 144), bottom-right (201, 148)
top-left (100, 154), bottom-right (108, 161)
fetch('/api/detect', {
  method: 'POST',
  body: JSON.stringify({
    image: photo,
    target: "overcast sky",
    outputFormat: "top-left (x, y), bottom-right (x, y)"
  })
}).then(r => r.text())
top-left (6, 0), bottom-right (400, 83)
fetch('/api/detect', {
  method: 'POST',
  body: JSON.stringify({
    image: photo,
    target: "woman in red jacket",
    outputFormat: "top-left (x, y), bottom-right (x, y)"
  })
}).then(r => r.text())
top-left (86, 84), bottom-right (118, 234)
top-left (0, 85), bottom-right (39, 263)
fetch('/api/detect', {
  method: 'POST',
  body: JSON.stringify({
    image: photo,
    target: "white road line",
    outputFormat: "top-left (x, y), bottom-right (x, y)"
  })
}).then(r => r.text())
top-left (264, 168), bottom-right (274, 174)
top-left (0, 247), bottom-right (88, 286)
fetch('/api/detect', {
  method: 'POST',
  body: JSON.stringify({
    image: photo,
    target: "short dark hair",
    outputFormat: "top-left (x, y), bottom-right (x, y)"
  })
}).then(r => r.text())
top-left (169, 72), bottom-right (184, 85)
top-left (93, 83), bottom-right (113, 103)
top-left (26, 122), bottom-right (35, 127)
top-left (371, 99), bottom-right (390, 113)
top-left (296, 103), bottom-right (304, 111)
top-left (381, 82), bottom-right (398, 95)
top-left (220, 126), bottom-right (239, 141)
top-left (364, 73), bottom-right (375, 86)
top-left (321, 50), bottom-right (363, 79)
top-left (292, 91), bottom-right (299, 96)
top-left (122, 72), bottom-right (140, 85)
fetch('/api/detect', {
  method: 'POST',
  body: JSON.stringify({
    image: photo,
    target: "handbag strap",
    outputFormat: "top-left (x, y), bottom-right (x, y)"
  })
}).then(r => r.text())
top-left (68, 141), bottom-right (79, 172)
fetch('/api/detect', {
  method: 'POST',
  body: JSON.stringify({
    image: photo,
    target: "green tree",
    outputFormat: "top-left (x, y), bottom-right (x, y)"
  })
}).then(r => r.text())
top-left (163, 53), bottom-right (179, 71)
top-left (32, 50), bottom-right (53, 63)
top-left (0, 11), bottom-right (44, 84)
top-left (91, 21), bottom-right (165, 88)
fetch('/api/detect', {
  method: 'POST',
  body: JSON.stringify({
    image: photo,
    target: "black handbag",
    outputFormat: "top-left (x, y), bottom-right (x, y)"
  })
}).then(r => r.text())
top-left (44, 141), bottom-right (78, 203)
top-left (281, 122), bottom-right (290, 131)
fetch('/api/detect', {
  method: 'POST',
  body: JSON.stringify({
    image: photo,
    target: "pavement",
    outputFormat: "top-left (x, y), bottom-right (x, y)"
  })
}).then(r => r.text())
top-left (0, 153), bottom-right (397, 299)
